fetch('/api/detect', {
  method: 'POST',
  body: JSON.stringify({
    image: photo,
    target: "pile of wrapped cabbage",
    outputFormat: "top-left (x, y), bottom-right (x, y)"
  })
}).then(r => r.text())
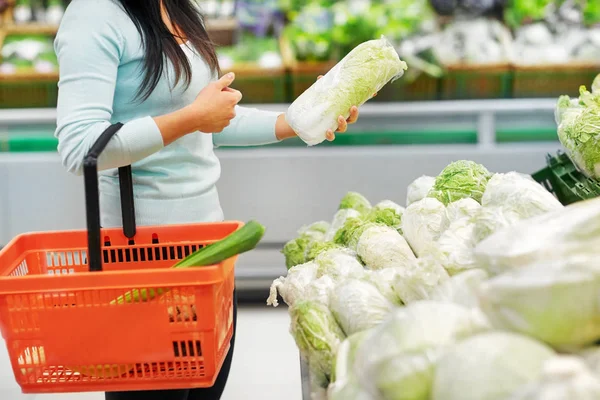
top-left (265, 156), bottom-right (600, 399)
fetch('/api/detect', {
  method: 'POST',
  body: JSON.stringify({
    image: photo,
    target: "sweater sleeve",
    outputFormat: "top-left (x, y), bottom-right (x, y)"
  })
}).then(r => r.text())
top-left (54, 1), bottom-right (164, 176)
top-left (212, 106), bottom-right (282, 147)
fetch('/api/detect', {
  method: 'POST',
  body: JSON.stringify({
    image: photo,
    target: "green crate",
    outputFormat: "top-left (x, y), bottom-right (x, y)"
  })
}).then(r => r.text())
top-left (532, 151), bottom-right (600, 206)
top-left (440, 64), bottom-right (513, 100)
top-left (513, 64), bottom-right (600, 99)
top-left (0, 77), bottom-right (58, 108)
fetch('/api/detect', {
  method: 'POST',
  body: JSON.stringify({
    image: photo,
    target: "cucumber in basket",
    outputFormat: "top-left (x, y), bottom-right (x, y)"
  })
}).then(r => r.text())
top-left (111, 220), bottom-right (266, 305)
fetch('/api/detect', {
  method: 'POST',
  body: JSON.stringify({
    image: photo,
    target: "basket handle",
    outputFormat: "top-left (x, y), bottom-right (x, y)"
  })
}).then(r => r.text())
top-left (83, 123), bottom-right (137, 272)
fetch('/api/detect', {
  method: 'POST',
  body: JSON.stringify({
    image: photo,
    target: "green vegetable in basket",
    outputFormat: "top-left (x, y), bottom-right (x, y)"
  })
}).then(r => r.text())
top-left (112, 220), bottom-right (266, 304)
top-left (556, 85), bottom-right (600, 179)
top-left (428, 160), bottom-right (492, 205)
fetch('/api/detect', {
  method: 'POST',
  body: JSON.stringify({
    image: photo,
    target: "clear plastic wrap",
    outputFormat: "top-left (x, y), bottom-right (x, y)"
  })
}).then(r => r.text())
top-left (474, 197), bottom-right (600, 277)
top-left (508, 356), bottom-right (600, 400)
top-left (481, 172), bottom-right (563, 219)
top-left (406, 176), bottom-right (436, 206)
top-left (432, 332), bottom-right (555, 400)
top-left (479, 257), bottom-right (600, 349)
top-left (354, 301), bottom-right (491, 400)
top-left (401, 198), bottom-right (447, 257)
top-left (286, 37), bottom-right (407, 146)
top-left (329, 279), bottom-right (393, 336)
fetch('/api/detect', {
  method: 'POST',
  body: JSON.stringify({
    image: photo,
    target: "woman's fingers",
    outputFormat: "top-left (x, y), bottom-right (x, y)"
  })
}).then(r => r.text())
top-left (326, 129), bottom-right (336, 141)
top-left (336, 116), bottom-right (348, 133)
top-left (347, 106), bottom-right (359, 124)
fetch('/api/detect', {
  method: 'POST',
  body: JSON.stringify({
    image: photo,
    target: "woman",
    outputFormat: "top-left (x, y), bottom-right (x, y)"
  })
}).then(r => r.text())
top-left (54, 0), bottom-right (363, 399)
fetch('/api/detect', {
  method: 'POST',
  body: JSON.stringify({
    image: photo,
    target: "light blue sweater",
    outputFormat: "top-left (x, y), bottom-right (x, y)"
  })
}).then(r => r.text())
top-left (54, 0), bottom-right (281, 227)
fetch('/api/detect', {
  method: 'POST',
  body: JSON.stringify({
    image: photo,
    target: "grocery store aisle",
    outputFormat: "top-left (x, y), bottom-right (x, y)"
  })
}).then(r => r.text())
top-left (0, 306), bottom-right (301, 400)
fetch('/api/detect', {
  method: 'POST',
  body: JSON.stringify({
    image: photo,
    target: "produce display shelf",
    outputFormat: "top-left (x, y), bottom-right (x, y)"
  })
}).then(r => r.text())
top-left (0, 98), bottom-right (558, 147)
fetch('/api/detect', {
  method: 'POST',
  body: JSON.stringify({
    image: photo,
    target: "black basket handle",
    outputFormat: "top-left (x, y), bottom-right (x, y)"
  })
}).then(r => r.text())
top-left (83, 123), bottom-right (137, 272)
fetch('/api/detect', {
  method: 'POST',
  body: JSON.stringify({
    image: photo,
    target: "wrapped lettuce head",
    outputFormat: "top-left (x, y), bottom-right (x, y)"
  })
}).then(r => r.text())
top-left (289, 300), bottom-right (346, 381)
top-left (392, 256), bottom-right (450, 304)
top-left (557, 86), bottom-right (600, 179)
top-left (329, 331), bottom-right (372, 400)
top-left (401, 197), bottom-right (447, 257)
top-left (431, 217), bottom-right (478, 275)
top-left (429, 269), bottom-right (489, 308)
top-left (481, 172), bottom-right (563, 220)
top-left (355, 301), bottom-right (491, 400)
top-left (267, 261), bottom-right (318, 307)
top-left (369, 200), bottom-right (404, 232)
top-left (329, 279), bottom-right (393, 336)
top-left (406, 175), bottom-right (436, 206)
top-left (286, 37), bottom-right (407, 146)
top-left (338, 191), bottom-right (372, 214)
top-left (325, 208), bottom-right (363, 241)
top-left (443, 197), bottom-right (481, 227)
top-left (282, 222), bottom-right (329, 269)
top-left (474, 196), bottom-right (600, 277)
top-left (432, 332), bottom-right (555, 400)
top-left (479, 257), bottom-right (600, 349)
top-left (471, 206), bottom-right (522, 244)
top-left (507, 356), bottom-right (600, 400)
top-left (313, 246), bottom-right (365, 280)
top-left (428, 160), bottom-right (492, 205)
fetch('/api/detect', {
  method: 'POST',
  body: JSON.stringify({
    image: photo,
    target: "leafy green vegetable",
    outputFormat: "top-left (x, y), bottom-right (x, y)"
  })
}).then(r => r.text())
top-left (286, 37), bottom-right (407, 146)
top-left (433, 332), bottom-right (555, 400)
top-left (504, 0), bottom-right (552, 29)
top-left (428, 160), bottom-right (492, 205)
top-left (290, 300), bottom-right (346, 381)
top-left (557, 86), bottom-right (600, 179)
top-left (338, 191), bottom-right (372, 214)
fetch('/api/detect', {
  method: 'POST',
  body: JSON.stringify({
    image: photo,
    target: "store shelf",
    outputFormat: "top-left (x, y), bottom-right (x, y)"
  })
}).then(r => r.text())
top-left (0, 98), bottom-right (558, 146)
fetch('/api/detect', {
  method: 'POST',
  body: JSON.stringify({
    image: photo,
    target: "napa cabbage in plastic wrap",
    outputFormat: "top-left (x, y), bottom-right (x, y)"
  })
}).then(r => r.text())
top-left (401, 197), bottom-right (447, 257)
top-left (356, 224), bottom-right (416, 270)
top-left (443, 197), bottom-right (481, 227)
top-left (282, 223), bottom-right (329, 268)
top-left (314, 246), bottom-right (365, 280)
top-left (507, 356), bottom-right (600, 400)
top-left (289, 300), bottom-right (346, 381)
top-left (429, 269), bottom-right (489, 308)
top-left (304, 275), bottom-right (337, 307)
top-left (428, 160), bottom-right (492, 205)
top-left (328, 331), bottom-right (373, 400)
top-left (430, 218), bottom-right (477, 275)
top-left (335, 220), bottom-right (416, 269)
top-left (330, 279), bottom-right (393, 336)
top-left (479, 257), bottom-right (600, 349)
top-left (474, 197), bottom-right (600, 276)
top-left (363, 267), bottom-right (403, 305)
top-left (472, 206), bottom-right (522, 244)
top-left (338, 191), bottom-right (372, 214)
top-left (286, 37), bottom-right (407, 146)
top-left (556, 85), bottom-right (600, 179)
top-left (432, 332), bottom-right (555, 400)
top-left (481, 172), bottom-right (563, 219)
top-left (392, 257), bottom-right (450, 304)
top-left (267, 261), bottom-right (318, 307)
top-left (325, 208), bottom-right (362, 241)
top-left (369, 200), bottom-right (404, 232)
top-left (406, 175), bottom-right (436, 206)
top-left (354, 301), bottom-right (491, 400)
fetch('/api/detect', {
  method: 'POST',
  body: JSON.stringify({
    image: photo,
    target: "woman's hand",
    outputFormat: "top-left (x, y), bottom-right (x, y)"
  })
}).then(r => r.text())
top-left (153, 73), bottom-right (243, 146)
top-left (187, 73), bottom-right (243, 133)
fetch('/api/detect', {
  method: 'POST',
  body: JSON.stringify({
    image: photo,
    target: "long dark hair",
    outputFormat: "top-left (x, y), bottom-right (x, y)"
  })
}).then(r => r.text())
top-left (118, 0), bottom-right (220, 101)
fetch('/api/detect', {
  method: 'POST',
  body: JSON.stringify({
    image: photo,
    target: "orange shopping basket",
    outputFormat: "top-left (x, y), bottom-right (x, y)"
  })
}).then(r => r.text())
top-left (0, 124), bottom-right (239, 394)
